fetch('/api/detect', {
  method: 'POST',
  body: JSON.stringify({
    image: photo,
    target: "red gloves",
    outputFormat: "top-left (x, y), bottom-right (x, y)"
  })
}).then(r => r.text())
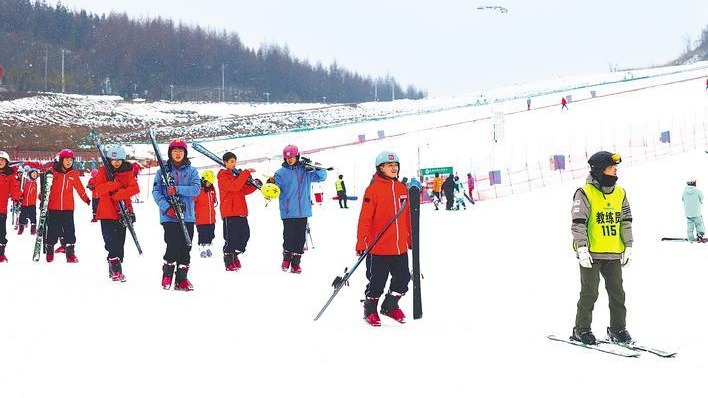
top-left (165, 207), bottom-right (176, 219)
top-left (83, 197), bottom-right (91, 205)
top-left (166, 186), bottom-right (177, 196)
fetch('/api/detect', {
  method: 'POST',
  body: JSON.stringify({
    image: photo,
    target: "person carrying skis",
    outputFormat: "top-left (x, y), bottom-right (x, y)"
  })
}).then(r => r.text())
top-left (335, 174), bottom-right (348, 209)
top-left (271, 144), bottom-right (327, 273)
top-left (570, 151), bottom-right (633, 345)
top-left (44, 149), bottom-right (91, 263)
top-left (195, 169), bottom-right (218, 259)
top-left (357, 151), bottom-right (411, 326)
top-left (152, 139), bottom-right (201, 291)
top-left (0, 151), bottom-right (22, 262)
top-left (94, 145), bottom-right (139, 282)
top-left (682, 179), bottom-right (704, 242)
top-left (18, 168), bottom-right (39, 236)
top-left (217, 152), bottom-right (259, 271)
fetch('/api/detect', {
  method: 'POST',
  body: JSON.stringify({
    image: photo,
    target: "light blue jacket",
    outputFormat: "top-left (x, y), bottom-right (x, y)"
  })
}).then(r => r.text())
top-left (274, 161), bottom-right (327, 219)
top-left (152, 160), bottom-right (201, 224)
top-left (682, 185), bottom-right (703, 218)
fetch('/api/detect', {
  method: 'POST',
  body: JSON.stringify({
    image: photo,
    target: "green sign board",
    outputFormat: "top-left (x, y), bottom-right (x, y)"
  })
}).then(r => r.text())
top-left (420, 166), bottom-right (453, 184)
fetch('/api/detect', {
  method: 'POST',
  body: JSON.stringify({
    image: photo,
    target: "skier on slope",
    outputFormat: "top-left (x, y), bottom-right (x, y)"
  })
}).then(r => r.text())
top-left (217, 152), bottom-right (259, 271)
top-left (682, 180), bottom-right (704, 242)
top-left (43, 149), bottom-right (91, 263)
top-left (152, 139), bottom-right (201, 291)
top-left (270, 144), bottom-right (327, 274)
top-left (0, 151), bottom-right (22, 262)
top-left (453, 175), bottom-right (466, 210)
top-left (570, 151), bottom-right (633, 345)
top-left (93, 145), bottom-right (139, 282)
top-left (356, 151), bottom-right (411, 327)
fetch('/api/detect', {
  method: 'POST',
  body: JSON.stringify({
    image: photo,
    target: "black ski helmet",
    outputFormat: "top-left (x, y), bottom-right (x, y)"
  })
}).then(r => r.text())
top-left (588, 151), bottom-right (621, 177)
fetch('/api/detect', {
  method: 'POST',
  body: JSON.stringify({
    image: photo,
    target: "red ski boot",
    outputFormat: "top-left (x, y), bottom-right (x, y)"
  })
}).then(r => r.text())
top-left (162, 262), bottom-right (175, 290)
top-left (0, 244), bottom-right (7, 263)
top-left (173, 264), bottom-right (194, 291)
top-left (380, 292), bottom-right (406, 324)
top-left (363, 297), bottom-right (381, 327)
top-left (65, 244), bottom-right (78, 263)
top-left (291, 253), bottom-right (302, 274)
top-left (281, 250), bottom-right (292, 272)
top-left (108, 258), bottom-right (126, 282)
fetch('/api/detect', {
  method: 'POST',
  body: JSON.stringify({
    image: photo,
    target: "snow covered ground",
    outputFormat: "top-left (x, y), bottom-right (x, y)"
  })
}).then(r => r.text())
top-left (1, 64), bottom-right (708, 397)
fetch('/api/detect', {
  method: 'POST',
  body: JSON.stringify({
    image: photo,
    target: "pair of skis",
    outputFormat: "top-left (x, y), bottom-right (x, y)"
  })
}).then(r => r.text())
top-left (547, 334), bottom-right (677, 358)
top-left (32, 172), bottom-right (53, 262)
top-left (299, 156), bottom-right (334, 171)
top-left (313, 185), bottom-right (422, 321)
top-left (95, 136), bottom-right (143, 255)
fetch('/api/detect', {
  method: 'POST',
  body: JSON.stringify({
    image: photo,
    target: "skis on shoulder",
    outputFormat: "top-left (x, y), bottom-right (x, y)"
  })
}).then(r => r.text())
top-left (546, 335), bottom-right (640, 358)
top-left (598, 339), bottom-right (677, 358)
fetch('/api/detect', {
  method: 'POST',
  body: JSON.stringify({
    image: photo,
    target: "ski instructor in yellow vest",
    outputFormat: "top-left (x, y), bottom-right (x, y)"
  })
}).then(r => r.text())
top-left (570, 151), bottom-right (633, 346)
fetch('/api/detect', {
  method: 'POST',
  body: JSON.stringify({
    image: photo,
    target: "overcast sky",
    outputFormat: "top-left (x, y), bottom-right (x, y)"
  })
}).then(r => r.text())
top-left (49, 0), bottom-right (707, 97)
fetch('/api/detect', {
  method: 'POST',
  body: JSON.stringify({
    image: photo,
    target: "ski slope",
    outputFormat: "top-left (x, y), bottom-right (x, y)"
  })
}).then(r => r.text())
top-left (1, 65), bottom-right (708, 397)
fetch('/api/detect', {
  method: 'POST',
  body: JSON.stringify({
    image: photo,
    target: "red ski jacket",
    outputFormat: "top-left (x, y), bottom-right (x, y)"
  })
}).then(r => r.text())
top-left (46, 163), bottom-right (90, 211)
top-left (21, 178), bottom-right (38, 207)
top-left (0, 167), bottom-right (22, 215)
top-left (93, 162), bottom-right (139, 221)
top-left (217, 169), bottom-right (257, 218)
top-left (195, 185), bottom-right (217, 225)
top-left (356, 174), bottom-right (411, 255)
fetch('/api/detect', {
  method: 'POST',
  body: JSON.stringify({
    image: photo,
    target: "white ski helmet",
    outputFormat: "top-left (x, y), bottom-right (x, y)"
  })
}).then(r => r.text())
top-left (0, 151), bottom-right (10, 163)
top-left (375, 151), bottom-right (400, 167)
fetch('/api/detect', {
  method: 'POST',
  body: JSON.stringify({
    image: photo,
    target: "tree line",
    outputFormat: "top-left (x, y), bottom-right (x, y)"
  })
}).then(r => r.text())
top-left (0, 0), bottom-right (426, 102)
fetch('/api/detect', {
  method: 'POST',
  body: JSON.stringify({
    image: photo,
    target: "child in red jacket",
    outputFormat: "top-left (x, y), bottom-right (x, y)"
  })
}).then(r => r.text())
top-left (86, 169), bottom-right (100, 222)
top-left (43, 149), bottom-right (91, 263)
top-left (356, 150), bottom-right (411, 326)
top-left (0, 151), bottom-right (22, 262)
top-left (18, 168), bottom-right (39, 235)
top-left (195, 170), bottom-right (218, 258)
top-left (217, 152), bottom-right (258, 271)
top-left (94, 145), bottom-right (139, 282)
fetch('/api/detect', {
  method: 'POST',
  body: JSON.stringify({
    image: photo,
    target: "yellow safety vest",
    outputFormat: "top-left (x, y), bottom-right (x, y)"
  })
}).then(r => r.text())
top-left (335, 179), bottom-right (344, 192)
top-left (582, 183), bottom-right (625, 254)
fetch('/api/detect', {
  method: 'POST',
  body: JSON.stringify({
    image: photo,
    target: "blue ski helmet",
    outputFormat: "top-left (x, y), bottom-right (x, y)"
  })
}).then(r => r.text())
top-left (375, 151), bottom-right (400, 168)
top-left (106, 145), bottom-right (126, 160)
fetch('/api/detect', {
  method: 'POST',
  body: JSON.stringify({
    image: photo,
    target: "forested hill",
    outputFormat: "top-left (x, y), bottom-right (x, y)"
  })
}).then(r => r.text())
top-left (0, 0), bottom-right (426, 102)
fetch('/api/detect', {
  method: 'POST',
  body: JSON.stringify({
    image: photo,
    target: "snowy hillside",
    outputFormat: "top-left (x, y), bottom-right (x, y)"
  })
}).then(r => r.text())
top-left (0, 63), bottom-right (708, 398)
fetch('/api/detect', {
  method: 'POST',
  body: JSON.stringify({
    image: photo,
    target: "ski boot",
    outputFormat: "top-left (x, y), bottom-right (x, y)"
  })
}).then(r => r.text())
top-left (0, 244), bottom-right (7, 263)
top-left (17, 223), bottom-right (25, 235)
top-left (65, 244), bottom-right (79, 263)
top-left (281, 250), bottom-right (293, 272)
top-left (173, 264), bottom-right (194, 291)
top-left (46, 244), bottom-right (55, 263)
top-left (199, 244), bottom-right (209, 258)
top-left (224, 253), bottom-right (240, 272)
top-left (108, 257), bottom-right (126, 282)
top-left (162, 262), bottom-right (176, 290)
top-left (571, 327), bottom-right (597, 345)
top-left (380, 292), bottom-right (406, 324)
top-left (55, 237), bottom-right (67, 254)
top-left (30, 223), bottom-right (37, 235)
top-left (607, 327), bottom-right (633, 344)
top-left (363, 297), bottom-right (381, 327)
top-left (291, 253), bottom-right (302, 274)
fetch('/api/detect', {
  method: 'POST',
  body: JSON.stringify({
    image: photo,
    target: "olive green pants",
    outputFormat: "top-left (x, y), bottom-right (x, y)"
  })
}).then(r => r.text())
top-left (575, 258), bottom-right (626, 332)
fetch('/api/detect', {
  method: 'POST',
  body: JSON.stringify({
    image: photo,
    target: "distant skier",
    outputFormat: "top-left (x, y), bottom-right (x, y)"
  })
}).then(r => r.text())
top-left (527, 97), bottom-right (531, 110)
top-left (682, 180), bottom-right (704, 242)
top-left (152, 139), bottom-right (201, 291)
top-left (570, 151), bottom-right (633, 345)
top-left (561, 97), bottom-right (568, 110)
top-left (356, 151), bottom-right (411, 326)
top-left (271, 144), bottom-right (327, 274)
top-left (431, 173), bottom-right (443, 210)
top-left (86, 169), bottom-right (99, 222)
top-left (466, 172), bottom-right (476, 204)
top-left (335, 174), bottom-right (348, 209)
top-left (442, 174), bottom-right (455, 210)
top-left (0, 151), bottom-right (22, 262)
top-left (18, 168), bottom-right (39, 236)
top-left (94, 145), bottom-right (139, 282)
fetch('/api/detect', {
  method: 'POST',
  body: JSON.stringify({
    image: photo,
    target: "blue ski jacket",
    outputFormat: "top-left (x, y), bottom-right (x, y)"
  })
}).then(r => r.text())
top-left (274, 161), bottom-right (327, 219)
top-left (152, 160), bottom-right (201, 224)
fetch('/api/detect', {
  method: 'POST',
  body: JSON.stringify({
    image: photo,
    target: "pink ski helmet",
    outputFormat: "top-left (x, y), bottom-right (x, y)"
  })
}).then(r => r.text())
top-left (168, 139), bottom-right (188, 159)
top-left (283, 144), bottom-right (299, 159)
top-left (57, 148), bottom-right (75, 160)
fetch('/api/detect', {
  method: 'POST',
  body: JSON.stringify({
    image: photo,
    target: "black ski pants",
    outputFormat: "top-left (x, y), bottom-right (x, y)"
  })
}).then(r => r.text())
top-left (575, 258), bottom-right (627, 332)
top-left (337, 191), bottom-right (348, 208)
top-left (365, 253), bottom-right (410, 298)
top-left (162, 221), bottom-right (195, 265)
top-left (0, 214), bottom-right (7, 245)
top-left (101, 219), bottom-right (126, 261)
top-left (46, 210), bottom-right (76, 246)
top-left (19, 206), bottom-right (37, 226)
top-left (197, 223), bottom-right (216, 246)
top-left (222, 216), bottom-right (249, 254)
top-left (282, 217), bottom-right (307, 254)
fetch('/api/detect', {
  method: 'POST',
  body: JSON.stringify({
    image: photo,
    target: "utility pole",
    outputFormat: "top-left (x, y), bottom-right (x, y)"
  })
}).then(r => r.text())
top-left (374, 80), bottom-right (378, 101)
top-left (170, 84), bottom-right (174, 101)
top-left (44, 48), bottom-right (48, 91)
top-left (264, 92), bottom-right (270, 103)
top-left (61, 49), bottom-right (65, 93)
top-left (391, 78), bottom-right (394, 101)
top-left (221, 64), bottom-right (225, 102)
